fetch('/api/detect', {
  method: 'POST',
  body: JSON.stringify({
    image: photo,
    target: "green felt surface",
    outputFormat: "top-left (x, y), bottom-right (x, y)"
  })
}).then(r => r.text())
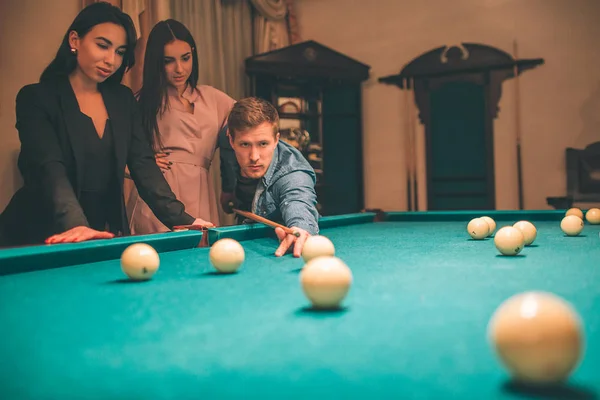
top-left (386, 209), bottom-right (567, 222)
top-left (1, 214), bottom-right (599, 399)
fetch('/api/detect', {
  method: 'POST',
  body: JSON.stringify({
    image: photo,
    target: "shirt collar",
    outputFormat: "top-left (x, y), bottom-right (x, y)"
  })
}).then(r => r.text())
top-left (262, 141), bottom-right (280, 185)
top-left (166, 84), bottom-right (198, 104)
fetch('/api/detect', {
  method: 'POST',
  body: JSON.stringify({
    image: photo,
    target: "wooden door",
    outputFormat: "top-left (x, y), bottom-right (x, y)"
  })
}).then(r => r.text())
top-left (426, 80), bottom-right (495, 210)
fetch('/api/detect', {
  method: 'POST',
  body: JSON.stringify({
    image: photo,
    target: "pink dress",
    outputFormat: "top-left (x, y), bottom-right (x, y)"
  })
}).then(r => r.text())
top-left (126, 85), bottom-right (235, 234)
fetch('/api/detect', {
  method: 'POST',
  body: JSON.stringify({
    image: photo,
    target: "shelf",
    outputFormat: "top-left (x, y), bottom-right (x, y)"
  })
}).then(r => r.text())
top-left (279, 112), bottom-right (322, 120)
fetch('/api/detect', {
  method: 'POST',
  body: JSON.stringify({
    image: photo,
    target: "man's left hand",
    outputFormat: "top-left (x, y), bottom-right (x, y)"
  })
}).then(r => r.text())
top-left (274, 227), bottom-right (309, 257)
top-left (220, 192), bottom-right (235, 214)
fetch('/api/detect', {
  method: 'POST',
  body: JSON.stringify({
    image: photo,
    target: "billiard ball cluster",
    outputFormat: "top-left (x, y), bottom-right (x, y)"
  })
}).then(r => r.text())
top-left (299, 235), bottom-right (352, 309)
top-left (466, 215), bottom-right (536, 255)
top-left (118, 234), bottom-right (351, 310)
top-left (467, 207), bottom-right (597, 257)
top-left (467, 208), bottom-right (597, 385)
top-left (560, 207), bottom-right (600, 236)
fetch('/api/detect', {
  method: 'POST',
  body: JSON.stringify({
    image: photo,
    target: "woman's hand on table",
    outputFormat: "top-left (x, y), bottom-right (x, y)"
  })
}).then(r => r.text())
top-left (45, 226), bottom-right (115, 244)
top-left (192, 218), bottom-right (215, 228)
top-left (274, 226), bottom-right (309, 257)
top-left (155, 152), bottom-right (172, 171)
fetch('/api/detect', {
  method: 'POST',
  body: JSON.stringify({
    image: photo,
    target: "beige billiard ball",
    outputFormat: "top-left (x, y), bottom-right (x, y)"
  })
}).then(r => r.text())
top-left (494, 226), bottom-right (525, 256)
top-left (467, 218), bottom-right (490, 240)
top-left (561, 215), bottom-right (584, 236)
top-left (565, 207), bottom-right (584, 220)
top-left (585, 208), bottom-right (600, 224)
top-left (488, 291), bottom-right (583, 385)
top-left (300, 256), bottom-right (352, 309)
top-left (302, 235), bottom-right (335, 262)
top-left (120, 243), bottom-right (160, 280)
top-left (513, 220), bottom-right (537, 246)
top-left (481, 216), bottom-right (497, 237)
top-left (209, 238), bottom-right (245, 273)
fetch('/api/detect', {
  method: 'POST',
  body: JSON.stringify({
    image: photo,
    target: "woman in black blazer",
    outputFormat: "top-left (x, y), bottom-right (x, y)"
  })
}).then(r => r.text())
top-left (0, 2), bottom-right (206, 247)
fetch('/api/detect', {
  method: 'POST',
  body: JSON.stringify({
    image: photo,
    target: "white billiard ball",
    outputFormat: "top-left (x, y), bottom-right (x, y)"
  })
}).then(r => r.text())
top-left (481, 216), bottom-right (497, 237)
top-left (300, 256), bottom-right (352, 309)
top-left (561, 215), bottom-right (584, 236)
top-left (565, 208), bottom-right (584, 220)
top-left (209, 238), bottom-right (245, 273)
top-left (301, 235), bottom-right (335, 262)
top-left (467, 218), bottom-right (490, 240)
top-left (120, 243), bottom-right (160, 280)
top-left (585, 208), bottom-right (600, 224)
top-left (494, 226), bottom-right (525, 256)
top-left (488, 291), bottom-right (583, 385)
top-left (513, 220), bottom-right (537, 246)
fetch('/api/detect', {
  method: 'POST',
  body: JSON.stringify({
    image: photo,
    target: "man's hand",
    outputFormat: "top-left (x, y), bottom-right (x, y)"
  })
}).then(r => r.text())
top-left (45, 226), bottom-right (115, 244)
top-left (275, 227), bottom-right (309, 257)
top-left (220, 191), bottom-right (235, 214)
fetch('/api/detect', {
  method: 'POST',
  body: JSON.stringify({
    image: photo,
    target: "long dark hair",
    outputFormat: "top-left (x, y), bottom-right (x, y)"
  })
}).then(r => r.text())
top-left (137, 19), bottom-right (199, 150)
top-left (40, 1), bottom-right (137, 85)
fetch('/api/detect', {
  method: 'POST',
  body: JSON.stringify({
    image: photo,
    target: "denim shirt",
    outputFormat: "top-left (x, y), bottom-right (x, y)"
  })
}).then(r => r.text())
top-left (249, 140), bottom-right (319, 235)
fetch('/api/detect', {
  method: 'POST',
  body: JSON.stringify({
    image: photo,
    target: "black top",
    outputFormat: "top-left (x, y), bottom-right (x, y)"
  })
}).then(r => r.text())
top-left (235, 174), bottom-right (259, 224)
top-left (78, 115), bottom-right (121, 233)
top-left (0, 79), bottom-right (195, 247)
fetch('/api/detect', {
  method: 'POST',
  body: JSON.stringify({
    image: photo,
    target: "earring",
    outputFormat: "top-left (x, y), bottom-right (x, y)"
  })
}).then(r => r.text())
top-left (70, 48), bottom-right (77, 55)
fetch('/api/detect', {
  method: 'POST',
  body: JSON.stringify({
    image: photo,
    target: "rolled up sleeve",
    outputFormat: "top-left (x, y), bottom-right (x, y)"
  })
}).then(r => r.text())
top-left (276, 171), bottom-right (319, 235)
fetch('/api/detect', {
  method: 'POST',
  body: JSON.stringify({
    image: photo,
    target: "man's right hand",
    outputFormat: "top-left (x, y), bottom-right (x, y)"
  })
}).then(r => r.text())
top-left (274, 227), bottom-right (309, 258)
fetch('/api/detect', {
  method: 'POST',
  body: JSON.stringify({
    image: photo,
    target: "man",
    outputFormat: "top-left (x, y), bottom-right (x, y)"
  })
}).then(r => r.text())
top-left (223, 97), bottom-right (319, 257)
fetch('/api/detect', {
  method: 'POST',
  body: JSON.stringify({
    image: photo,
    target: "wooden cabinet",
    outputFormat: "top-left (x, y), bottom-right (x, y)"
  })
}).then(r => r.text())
top-left (245, 41), bottom-right (370, 216)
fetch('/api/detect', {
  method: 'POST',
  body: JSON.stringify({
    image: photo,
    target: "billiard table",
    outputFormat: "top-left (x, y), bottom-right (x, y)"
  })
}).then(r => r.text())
top-left (1, 210), bottom-right (599, 399)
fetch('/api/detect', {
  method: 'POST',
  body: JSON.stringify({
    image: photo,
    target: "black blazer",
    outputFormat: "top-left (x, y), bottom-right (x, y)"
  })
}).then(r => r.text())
top-left (0, 78), bottom-right (194, 246)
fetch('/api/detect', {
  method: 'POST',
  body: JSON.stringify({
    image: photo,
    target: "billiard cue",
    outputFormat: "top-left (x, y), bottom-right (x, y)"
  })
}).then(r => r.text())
top-left (409, 77), bottom-right (419, 211)
top-left (513, 40), bottom-right (524, 210)
top-left (230, 204), bottom-right (301, 237)
top-left (173, 224), bottom-right (209, 231)
top-left (404, 77), bottom-right (413, 211)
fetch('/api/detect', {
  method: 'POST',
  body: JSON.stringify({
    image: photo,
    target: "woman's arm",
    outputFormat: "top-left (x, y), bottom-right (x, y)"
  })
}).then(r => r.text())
top-left (125, 88), bottom-right (195, 228)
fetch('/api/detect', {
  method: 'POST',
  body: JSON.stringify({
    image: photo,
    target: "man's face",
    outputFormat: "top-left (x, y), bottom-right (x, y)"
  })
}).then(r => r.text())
top-left (230, 122), bottom-right (279, 179)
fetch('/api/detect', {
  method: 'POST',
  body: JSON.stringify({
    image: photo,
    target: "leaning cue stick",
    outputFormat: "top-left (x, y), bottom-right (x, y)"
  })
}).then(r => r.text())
top-left (404, 78), bottom-right (413, 211)
top-left (173, 224), bottom-right (209, 231)
top-left (409, 78), bottom-right (419, 211)
top-left (513, 40), bottom-right (524, 210)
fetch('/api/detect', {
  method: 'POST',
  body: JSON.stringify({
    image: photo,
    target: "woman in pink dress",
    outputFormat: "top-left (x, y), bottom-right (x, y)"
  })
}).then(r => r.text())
top-left (126, 19), bottom-right (237, 234)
